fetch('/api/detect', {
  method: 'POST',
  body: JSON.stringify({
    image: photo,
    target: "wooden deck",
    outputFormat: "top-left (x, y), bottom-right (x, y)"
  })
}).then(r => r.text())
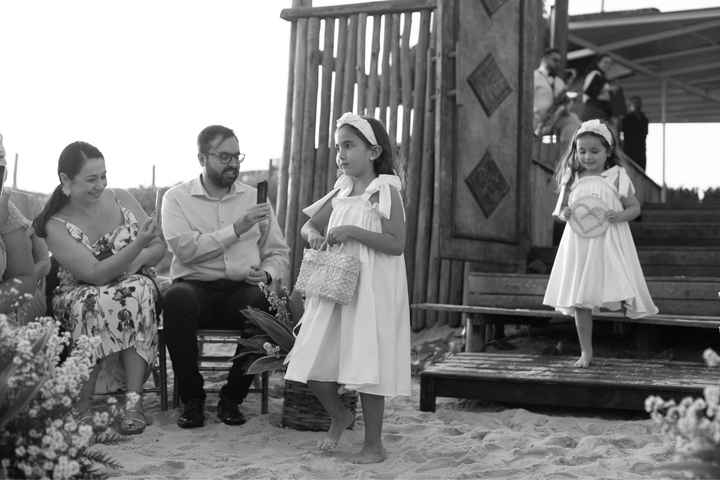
top-left (420, 352), bottom-right (717, 412)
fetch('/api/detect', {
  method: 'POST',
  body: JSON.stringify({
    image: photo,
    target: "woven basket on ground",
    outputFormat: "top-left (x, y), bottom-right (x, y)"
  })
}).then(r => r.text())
top-left (282, 380), bottom-right (358, 431)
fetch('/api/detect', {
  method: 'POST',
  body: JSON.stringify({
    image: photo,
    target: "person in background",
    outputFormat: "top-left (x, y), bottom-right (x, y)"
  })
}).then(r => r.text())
top-left (161, 125), bottom-right (289, 429)
top-left (533, 47), bottom-right (581, 156)
top-left (580, 54), bottom-right (618, 123)
top-left (621, 96), bottom-right (649, 170)
top-left (0, 133), bottom-right (49, 322)
top-left (34, 141), bottom-right (165, 435)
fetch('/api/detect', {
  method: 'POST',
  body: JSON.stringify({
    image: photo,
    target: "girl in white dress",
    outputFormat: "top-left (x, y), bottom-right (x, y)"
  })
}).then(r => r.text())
top-left (284, 113), bottom-right (411, 464)
top-left (543, 119), bottom-right (658, 368)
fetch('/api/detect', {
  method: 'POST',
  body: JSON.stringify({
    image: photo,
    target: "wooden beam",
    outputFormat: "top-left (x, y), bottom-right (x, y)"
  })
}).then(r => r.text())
top-left (663, 60), bottom-right (720, 77)
top-left (635, 44), bottom-right (720, 64)
top-left (281, 0), bottom-right (436, 20)
top-left (550, 0), bottom-right (568, 69)
top-left (687, 74), bottom-right (720, 86)
top-left (569, 7), bottom-right (720, 30)
top-left (568, 18), bottom-right (720, 60)
top-left (568, 33), bottom-right (720, 104)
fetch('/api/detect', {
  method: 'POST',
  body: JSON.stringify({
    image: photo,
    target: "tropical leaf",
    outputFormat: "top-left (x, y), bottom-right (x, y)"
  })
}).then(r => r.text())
top-left (241, 308), bottom-right (294, 352)
top-left (246, 356), bottom-right (285, 375)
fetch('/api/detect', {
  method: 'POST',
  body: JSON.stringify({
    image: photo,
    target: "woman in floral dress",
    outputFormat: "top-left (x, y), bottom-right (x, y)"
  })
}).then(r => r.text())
top-left (34, 141), bottom-right (166, 434)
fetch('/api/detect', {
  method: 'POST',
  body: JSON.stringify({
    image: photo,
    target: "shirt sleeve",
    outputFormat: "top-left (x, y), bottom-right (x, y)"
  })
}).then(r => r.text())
top-left (161, 190), bottom-right (237, 265)
top-left (257, 206), bottom-right (290, 283)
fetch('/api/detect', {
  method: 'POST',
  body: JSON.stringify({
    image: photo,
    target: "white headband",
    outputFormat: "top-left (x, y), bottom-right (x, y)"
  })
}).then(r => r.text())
top-left (575, 119), bottom-right (613, 147)
top-left (336, 112), bottom-right (378, 146)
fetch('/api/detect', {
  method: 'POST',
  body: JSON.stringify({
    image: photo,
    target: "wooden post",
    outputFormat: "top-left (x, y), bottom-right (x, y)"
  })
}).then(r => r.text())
top-left (151, 164), bottom-right (156, 189)
top-left (342, 15), bottom-right (359, 113)
top-left (314, 18), bottom-right (335, 201)
top-left (550, 0), bottom-right (568, 69)
top-left (661, 79), bottom-right (667, 202)
top-left (356, 13), bottom-right (368, 114)
top-left (366, 15), bottom-right (382, 115)
top-left (388, 14), bottom-right (401, 150)
top-left (13, 154), bottom-right (18, 189)
top-left (380, 15), bottom-right (393, 125)
top-left (328, 17), bottom-right (349, 190)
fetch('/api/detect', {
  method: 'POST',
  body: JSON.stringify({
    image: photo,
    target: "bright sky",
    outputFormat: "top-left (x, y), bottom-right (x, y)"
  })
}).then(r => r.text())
top-left (1, 0), bottom-right (719, 193)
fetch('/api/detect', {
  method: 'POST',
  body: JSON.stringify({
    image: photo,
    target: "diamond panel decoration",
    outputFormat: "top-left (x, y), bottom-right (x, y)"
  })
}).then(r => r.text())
top-left (481, 0), bottom-right (509, 16)
top-left (464, 151), bottom-right (510, 218)
top-left (467, 54), bottom-right (513, 117)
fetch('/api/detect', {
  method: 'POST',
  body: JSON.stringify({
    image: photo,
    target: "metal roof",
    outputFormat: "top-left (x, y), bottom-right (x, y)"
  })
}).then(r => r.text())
top-left (567, 6), bottom-right (720, 123)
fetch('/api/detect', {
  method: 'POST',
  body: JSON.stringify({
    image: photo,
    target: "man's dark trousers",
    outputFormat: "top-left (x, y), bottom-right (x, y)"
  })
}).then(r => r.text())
top-left (163, 279), bottom-right (270, 405)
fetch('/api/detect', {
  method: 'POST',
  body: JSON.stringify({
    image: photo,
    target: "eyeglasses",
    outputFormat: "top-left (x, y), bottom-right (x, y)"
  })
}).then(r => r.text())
top-left (207, 151), bottom-right (245, 165)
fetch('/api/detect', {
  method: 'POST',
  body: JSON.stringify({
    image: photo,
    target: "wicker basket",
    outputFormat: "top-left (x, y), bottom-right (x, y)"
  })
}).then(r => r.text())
top-left (281, 380), bottom-right (358, 431)
top-left (294, 246), bottom-right (360, 305)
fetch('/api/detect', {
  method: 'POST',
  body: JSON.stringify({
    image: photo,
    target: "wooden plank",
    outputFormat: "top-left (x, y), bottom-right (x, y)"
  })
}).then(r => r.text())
top-left (356, 13), bottom-right (368, 114)
top-left (313, 18), bottom-right (335, 202)
top-left (448, 260), bottom-right (464, 328)
top-left (281, 0), bottom-right (437, 21)
top-left (365, 15), bottom-right (382, 115)
top-left (285, 17), bottom-right (309, 279)
top-left (411, 303), bottom-right (720, 328)
top-left (342, 14), bottom-right (359, 114)
top-left (277, 19), bottom-right (298, 230)
top-left (419, 352), bottom-right (716, 411)
top-left (437, 258), bottom-right (451, 326)
top-left (379, 14), bottom-right (393, 124)
top-left (328, 17), bottom-right (349, 190)
top-left (399, 11), bottom-right (413, 174)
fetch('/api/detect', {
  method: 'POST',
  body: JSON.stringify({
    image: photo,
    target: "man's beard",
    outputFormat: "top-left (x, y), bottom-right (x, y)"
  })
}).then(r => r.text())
top-left (207, 166), bottom-right (238, 188)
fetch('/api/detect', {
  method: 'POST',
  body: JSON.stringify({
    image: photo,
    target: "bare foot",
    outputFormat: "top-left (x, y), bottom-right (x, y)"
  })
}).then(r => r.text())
top-left (350, 444), bottom-right (386, 464)
top-left (318, 409), bottom-right (354, 451)
top-left (573, 353), bottom-right (592, 368)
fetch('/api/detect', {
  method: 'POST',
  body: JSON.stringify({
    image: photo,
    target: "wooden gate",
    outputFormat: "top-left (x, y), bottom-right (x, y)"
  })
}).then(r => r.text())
top-left (436, 0), bottom-right (539, 270)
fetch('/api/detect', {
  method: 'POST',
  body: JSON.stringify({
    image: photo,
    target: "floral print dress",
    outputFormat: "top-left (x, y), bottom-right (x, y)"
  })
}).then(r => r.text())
top-left (51, 206), bottom-right (158, 394)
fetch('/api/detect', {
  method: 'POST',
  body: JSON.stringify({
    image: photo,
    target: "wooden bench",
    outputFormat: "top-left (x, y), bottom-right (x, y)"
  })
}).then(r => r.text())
top-left (420, 352), bottom-right (717, 412)
top-left (414, 271), bottom-right (720, 352)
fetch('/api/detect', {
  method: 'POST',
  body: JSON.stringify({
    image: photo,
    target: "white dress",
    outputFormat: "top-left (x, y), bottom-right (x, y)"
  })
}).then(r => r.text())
top-left (543, 166), bottom-right (658, 318)
top-left (284, 174), bottom-right (412, 397)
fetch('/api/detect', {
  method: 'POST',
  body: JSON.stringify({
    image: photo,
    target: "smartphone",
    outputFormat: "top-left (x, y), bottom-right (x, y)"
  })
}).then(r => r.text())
top-left (256, 180), bottom-right (268, 204)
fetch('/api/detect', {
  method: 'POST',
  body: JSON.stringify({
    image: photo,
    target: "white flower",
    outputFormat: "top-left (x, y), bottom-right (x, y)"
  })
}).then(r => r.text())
top-left (703, 348), bottom-right (720, 367)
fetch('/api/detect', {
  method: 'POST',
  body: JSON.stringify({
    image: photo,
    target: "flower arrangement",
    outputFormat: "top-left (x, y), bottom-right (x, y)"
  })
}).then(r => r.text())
top-left (645, 348), bottom-right (720, 477)
top-left (235, 283), bottom-right (303, 375)
top-left (0, 289), bottom-right (123, 479)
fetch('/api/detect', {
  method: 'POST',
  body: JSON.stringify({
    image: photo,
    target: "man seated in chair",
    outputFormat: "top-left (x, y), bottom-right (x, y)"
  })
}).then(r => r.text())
top-left (161, 125), bottom-right (289, 428)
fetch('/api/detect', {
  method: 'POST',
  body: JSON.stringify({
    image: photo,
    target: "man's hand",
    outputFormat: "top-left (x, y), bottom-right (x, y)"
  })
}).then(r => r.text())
top-left (234, 204), bottom-right (271, 237)
top-left (326, 225), bottom-right (357, 246)
top-left (246, 266), bottom-right (269, 285)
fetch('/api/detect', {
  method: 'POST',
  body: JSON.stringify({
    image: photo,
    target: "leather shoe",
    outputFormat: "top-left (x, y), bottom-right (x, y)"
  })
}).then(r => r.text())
top-left (217, 397), bottom-right (246, 426)
top-left (177, 398), bottom-right (205, 429)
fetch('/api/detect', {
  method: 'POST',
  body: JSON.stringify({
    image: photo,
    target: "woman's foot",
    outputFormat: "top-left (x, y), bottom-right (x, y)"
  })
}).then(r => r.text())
top-left (573, 352), bottom-right (592, 368)
top-left (119, 394), bottom-right (148, 435)
top-left (318, 408), bottom-right (354, 451)
top-left (350, 444), bottom-right (386, 464)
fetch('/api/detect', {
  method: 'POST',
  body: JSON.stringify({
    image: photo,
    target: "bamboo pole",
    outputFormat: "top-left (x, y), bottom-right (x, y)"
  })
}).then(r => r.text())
top-left (314, 18), bottom-right (335, 201)
top-left (406, 11), bottom-right (430, 315)
top-left (280, 0), bottom-right (437, 21)
top-left (328, 17), bottom-right (348, 190)
top-left (342, 14), bottom-right (359, 114)
top-left (294, 17), bottom-right (321, 278)
top-left (356, 13), bottom-right (368, 114)
top-left (412, 15), bottom-right (434, 328)
top-left (366, 15), bottom-right (382, 115)
top-left (285, 17), bottom-right (308, 279)
top-left (399, 12), bottom-right (413, 172)
top-left (379, 15), bottom-right (392, 125)
top-left (388, 13), bottom-right (401, 151)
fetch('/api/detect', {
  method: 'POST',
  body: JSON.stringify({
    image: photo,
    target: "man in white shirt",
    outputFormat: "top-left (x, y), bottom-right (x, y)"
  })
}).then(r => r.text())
top-left (161, 125), bottom-right (289, 429)
top-left (533, 48), bottom-right (580, 158)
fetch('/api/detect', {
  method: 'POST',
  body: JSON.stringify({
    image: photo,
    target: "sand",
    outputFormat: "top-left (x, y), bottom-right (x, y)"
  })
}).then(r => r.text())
top-left (99, 326), bottom-right (694, 480)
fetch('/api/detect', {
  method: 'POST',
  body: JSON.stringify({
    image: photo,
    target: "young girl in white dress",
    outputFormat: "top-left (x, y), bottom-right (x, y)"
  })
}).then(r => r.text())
top-left (543, 119), bottom-right (658, 368)
top-left (284, 113), bottom-right (411, 464)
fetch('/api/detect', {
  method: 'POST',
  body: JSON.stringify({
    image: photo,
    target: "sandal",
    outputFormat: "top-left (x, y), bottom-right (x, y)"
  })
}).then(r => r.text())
top-left (119, 395), bottom-right (149, 435)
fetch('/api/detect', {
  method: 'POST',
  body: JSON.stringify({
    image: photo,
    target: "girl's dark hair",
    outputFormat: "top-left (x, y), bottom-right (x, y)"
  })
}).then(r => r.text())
top-left (554, 126), bottom-right (619, 189)
top-left (342, 116), bottom-right (396, 176)
top-left (33, 141), bottom-right (104, 237)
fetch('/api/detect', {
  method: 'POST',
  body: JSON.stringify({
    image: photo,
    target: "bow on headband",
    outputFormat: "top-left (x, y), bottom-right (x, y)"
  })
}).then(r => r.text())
top-left (575, 119), bottom-right (613, 147)
top-left (336, 112), bottom-right (378, 146)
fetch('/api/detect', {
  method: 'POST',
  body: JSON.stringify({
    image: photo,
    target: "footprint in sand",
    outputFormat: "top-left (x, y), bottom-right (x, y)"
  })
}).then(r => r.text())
top-left (540, 435), bottom-right (578, 449)
top-left (441, 426), bottom-right (464, 436)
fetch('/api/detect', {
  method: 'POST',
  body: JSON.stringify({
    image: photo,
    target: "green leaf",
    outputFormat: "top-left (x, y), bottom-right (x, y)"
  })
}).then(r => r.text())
top-left (246, 356), bottom-right (285, 375)
top-left (240, 308), bottom-right (294, 352)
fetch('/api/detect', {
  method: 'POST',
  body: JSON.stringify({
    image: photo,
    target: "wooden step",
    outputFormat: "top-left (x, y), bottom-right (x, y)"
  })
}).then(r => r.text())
top-left (630, 223), bottom-right (720, 246)
top-left (420, 352), bottom-right (715, 412)
top-left (640, 208), bottom-right (720, 223)
top-left (466, 272), bottom-right (720, 316)
top-left (530, 246), bottom-right (720, 277)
